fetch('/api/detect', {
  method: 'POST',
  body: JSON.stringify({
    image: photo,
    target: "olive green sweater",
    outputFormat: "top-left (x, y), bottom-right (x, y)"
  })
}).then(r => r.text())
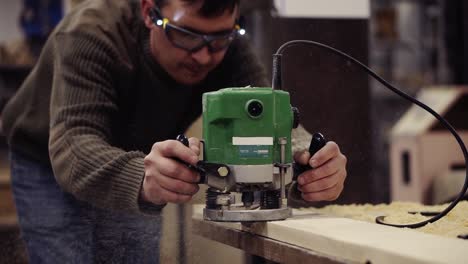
top-left (2, 0), bottom-right (268, 214)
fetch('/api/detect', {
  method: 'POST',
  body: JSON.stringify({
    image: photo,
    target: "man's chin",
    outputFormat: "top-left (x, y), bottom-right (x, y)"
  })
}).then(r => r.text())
top-left (173, 72), bottom-right (208, 86)
top-left (175, 76), bottom-right (204, 86)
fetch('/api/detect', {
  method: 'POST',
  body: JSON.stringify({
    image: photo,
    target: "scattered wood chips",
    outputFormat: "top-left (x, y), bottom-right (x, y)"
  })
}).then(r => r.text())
top-left (303, 201), bottom-right (468, 238)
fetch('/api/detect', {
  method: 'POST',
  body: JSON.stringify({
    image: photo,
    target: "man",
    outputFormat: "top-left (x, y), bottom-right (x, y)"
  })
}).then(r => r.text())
top-left (2, 0), bottom-right (347, 262)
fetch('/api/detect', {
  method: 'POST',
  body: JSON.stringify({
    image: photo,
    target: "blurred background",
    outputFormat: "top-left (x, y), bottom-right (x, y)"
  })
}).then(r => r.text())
top-left (0, 0), bottom-right (467, 263)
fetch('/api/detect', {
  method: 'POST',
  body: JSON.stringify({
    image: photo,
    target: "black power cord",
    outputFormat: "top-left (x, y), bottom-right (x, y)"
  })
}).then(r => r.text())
top-left (272, 40), bottom-right (468, 228)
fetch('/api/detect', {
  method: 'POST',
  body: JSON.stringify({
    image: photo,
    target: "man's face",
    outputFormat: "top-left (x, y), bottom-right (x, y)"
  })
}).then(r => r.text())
top-left (142, 0), bottom-right (238, 85)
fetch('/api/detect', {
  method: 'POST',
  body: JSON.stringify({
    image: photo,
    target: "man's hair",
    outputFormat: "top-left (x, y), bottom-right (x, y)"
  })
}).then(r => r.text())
top-left (154, 0), bottom-right (239, 18)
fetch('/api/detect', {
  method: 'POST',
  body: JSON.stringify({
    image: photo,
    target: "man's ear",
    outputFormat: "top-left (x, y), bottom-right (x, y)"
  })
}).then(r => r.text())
top-left (141, 0), bottom-right (155, 29)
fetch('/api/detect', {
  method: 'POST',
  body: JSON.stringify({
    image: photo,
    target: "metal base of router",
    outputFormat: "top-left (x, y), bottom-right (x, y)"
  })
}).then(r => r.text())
top-left (203, 206), bottom-right (292, 222)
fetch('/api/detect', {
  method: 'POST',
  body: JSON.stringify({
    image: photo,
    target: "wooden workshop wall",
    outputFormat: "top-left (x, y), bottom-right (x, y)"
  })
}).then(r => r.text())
top-left (277, 17), bottom-right (372, 205)
top-left (247, 15), bottom-right (372, 206)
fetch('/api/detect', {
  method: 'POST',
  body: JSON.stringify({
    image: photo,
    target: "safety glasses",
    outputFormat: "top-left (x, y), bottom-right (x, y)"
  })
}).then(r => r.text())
top-left (149, 7), bottom-right (245, 53)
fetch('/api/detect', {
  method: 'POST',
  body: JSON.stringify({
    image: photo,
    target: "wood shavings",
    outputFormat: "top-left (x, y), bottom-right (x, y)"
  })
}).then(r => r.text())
top-left (301, 201), bottom-right (468, 238)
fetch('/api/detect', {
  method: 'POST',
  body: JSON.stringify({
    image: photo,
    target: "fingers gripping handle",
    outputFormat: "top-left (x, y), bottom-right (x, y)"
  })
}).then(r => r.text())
top-left (294, 132), bottom-right (327, 179)
top-left (307, 132), bottom-right (327, 168)
top-left (176, 134), bottom-right (205, 184)
top-left (289, 133), bottom-right (327, 200)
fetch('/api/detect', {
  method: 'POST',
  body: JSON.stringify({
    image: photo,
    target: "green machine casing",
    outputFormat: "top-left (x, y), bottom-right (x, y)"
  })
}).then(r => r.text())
top-left (202, 87), bottom-right (294, 193)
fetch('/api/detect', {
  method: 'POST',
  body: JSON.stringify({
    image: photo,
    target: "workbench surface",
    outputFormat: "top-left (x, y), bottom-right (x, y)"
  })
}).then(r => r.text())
top-left (192, 204), bottom-right (467, 264)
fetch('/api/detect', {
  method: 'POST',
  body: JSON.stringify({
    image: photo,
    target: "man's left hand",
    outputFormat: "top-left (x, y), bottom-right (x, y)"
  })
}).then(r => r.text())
top-left (294, 141), bottom-right (347, 202)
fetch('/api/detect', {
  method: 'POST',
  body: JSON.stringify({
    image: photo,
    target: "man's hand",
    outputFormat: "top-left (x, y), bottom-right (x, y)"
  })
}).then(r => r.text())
top-left (294, 141), bottom-right (347, 202)
top-left (141, 137), bottom-right (201, 205)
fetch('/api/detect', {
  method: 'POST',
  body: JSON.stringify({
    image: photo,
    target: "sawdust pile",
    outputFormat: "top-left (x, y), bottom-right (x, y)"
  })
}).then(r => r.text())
top-left (304, 201), bottom-right (468, 238)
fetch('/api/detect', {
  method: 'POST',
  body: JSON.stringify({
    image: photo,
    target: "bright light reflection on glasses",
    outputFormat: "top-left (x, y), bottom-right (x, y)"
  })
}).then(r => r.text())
top-left (149, 7), bottom-right (246, 53)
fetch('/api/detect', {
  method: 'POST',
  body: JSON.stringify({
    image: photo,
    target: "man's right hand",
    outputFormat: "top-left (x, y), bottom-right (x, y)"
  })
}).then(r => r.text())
top-left (141, 138), bottom-right (201, 205)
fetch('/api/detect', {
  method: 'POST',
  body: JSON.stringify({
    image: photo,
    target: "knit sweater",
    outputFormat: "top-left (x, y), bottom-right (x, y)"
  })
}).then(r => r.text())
top-left (2, 0), bottom-right (269, 214)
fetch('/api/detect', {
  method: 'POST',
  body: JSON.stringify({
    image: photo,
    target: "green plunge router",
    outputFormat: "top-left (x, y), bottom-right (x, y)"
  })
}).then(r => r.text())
top-left (178, 85), bottom-right (326, 222)
top-left (201, 86), bottom-right (296, 221)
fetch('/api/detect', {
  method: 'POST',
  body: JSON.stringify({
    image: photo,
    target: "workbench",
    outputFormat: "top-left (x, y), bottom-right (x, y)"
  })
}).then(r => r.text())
top-left (192, 204), bottom-right (467, 264)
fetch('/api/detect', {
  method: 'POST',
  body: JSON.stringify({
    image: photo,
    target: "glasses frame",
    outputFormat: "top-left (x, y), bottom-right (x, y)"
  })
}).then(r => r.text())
top-left (149, 7), bottom-right (242, 53)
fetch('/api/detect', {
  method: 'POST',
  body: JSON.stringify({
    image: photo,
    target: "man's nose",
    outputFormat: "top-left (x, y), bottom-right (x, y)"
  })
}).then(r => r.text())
top-left (191, 45), bottom-right (212, 65)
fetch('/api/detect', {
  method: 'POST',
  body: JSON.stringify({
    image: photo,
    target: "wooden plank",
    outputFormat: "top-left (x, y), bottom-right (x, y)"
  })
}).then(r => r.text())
top-left (0, 214), bottom-right (18, 231)
top-left (192, 205), bottom-right (467, 264)
top-left (0, 169), bottom-right (10, 185)
top-left (0, 150), bottom-right (10, 185)
top-left (192, 218), bottom-right (346, 264)
top-left (0, 186), bottom-right (15, 216)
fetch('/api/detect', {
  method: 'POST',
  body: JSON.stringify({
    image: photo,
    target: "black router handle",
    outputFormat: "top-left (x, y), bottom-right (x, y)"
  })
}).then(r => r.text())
top-left (294, 133), bottom-right (327, 179)
top-left (176, 134), bottom-right (190, 147)
top-left (308, 133), bottom-right (327, 163)
top-left (175, 134), bottom-right (206, 183)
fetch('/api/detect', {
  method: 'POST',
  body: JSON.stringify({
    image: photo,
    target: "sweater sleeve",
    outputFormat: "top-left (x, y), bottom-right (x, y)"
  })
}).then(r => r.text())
top-left (48, 32), bottom-right (163, 214)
